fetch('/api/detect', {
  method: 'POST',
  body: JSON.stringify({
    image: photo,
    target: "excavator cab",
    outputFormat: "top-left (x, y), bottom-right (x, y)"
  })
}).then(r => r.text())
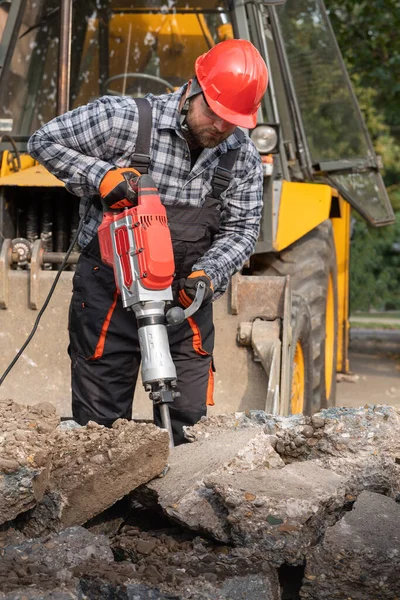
top-left (0, 0), bottom-right (394, 418)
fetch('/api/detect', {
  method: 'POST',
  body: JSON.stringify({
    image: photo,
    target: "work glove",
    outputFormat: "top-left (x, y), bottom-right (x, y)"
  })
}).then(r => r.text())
top-left (99, 167), bottom-right (141, 210)
top-left (179, 270), bottom-right (214, 308)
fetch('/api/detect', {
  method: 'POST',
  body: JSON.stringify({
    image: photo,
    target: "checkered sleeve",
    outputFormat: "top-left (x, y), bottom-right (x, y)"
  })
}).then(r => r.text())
top-left (192, 145), bottom-right (263, 298)
top-left (27, 96), bottom-right (139, 197)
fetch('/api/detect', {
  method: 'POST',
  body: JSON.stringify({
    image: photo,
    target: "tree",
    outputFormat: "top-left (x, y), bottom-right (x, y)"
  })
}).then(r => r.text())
top-left (325, 1), bottom-right (400, 310)
top-left (325, 1), bottom-right (400, 133)
top-left (350, 213), bottom-right (400, 310)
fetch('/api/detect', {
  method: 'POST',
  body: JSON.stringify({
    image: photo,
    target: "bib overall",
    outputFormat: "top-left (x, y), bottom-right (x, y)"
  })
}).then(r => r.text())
top-left (68, 98), bottom-right (241, 445)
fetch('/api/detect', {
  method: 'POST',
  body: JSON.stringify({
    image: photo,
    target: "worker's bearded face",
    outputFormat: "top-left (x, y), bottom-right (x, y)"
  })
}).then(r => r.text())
top-left (184, 94), bottom-right (237, 149)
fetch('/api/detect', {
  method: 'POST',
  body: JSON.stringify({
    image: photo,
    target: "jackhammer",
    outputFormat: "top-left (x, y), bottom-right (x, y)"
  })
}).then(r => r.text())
top-left (98, 174), bottom-right (205, 447)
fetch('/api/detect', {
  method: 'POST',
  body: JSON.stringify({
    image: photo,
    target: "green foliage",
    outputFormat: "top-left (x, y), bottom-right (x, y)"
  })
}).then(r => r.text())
top-left (324, 1), bottom-right (400, 310)
top-left (325, 0), bottom-right (400, 131)
top-left (353, 79), bottom-right (400, 201)
top-left (350, 211), bottom-right (400, 311)
top-left (278, 0), bottom-right (373, 163)
top-left (326, 1), bottom-right (400, 202)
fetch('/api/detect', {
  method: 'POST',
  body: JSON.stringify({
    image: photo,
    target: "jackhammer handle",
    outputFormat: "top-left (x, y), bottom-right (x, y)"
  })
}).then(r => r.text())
top-left (165, 281), bottom-right (206, 325)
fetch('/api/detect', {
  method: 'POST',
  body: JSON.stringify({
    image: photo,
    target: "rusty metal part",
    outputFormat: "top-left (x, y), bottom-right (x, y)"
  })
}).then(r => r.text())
top-left (30, 240), bottom-right (44, 310)
top-left (43, 252), bottom-right (79, 264)
top-left (10, 250), bottom-right (79, 265)
top-left (250, 319), bottom-right (282, 414)
top-left (216, 272), bottom-right (293, 416)
top-left (280, 275), bottom-right (292, 415)
top-left (0, 239), bottom-right (12, 309)
top-left (57, 0), bottom-right (73, 115)
top-left (11, 238), bottom-right (31, 266)
top-left (230, 272), bottom-right (286, 317)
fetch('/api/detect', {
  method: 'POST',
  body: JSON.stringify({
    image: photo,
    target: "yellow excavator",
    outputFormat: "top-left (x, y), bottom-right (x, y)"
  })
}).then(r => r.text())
top-left (0, 0), bottom-right (394, 420)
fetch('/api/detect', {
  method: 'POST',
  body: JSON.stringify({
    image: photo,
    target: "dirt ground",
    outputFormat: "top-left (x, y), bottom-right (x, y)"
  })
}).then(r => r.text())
top-left (336, 330), bottom-right (400, 409)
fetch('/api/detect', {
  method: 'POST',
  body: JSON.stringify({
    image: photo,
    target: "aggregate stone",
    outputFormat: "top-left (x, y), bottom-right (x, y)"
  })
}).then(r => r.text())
top-left (2, 526), bottom-right (113, 569)
top-left (301, 491), bottom-right (400, 599)
top-left (0, 590), bottom-right (80, 599)
top-left (80, 578), bottom-right (182, 599)
top-left (0, 400), bottom-right (59, 525)
top-left (0, 526), bottom-right (112, 596)
top-left (218, 574), bottom-right (279, 599)
top-left (0, 527), bottom-right (26, 548)
top-left (109, 525), bottom-right (280, 599)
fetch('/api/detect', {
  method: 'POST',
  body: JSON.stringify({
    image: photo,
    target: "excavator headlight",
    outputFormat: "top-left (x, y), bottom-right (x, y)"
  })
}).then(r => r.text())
top-left (250, 124), bottom-right (280, 154)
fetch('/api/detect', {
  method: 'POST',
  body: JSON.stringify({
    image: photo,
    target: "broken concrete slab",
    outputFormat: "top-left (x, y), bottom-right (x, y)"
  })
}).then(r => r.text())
top-left (141, 429), bottom-right (284, 542)
top-left (148, 406), bottom-right (400, 566)
top-left (186, 407), bottom-right (400, 498)
top-left (204, 462), bottom-right (346, 564)
top-left (186, 406), bottom-right (400, 465)
top-left (22, 418), bottom-right (170, 535)
top-left (218, 574), bottom-right (279, 600)
top-left (183, 413), bottom-right (266, 442)
top-left (0, 399), bottom-right (59, 525)
top-left (0, 399), bottom-right (169, 533)
top-left (301, 491), bottom-right (400, 599)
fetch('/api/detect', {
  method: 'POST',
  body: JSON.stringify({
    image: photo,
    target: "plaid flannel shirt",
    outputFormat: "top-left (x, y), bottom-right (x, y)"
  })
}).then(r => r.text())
top-left (27, 87), bottom-right (263, 297)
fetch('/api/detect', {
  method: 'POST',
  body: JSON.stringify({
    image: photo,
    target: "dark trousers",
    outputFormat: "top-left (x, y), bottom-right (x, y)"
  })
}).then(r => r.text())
top-left (68, 242), bottom-right (215, 445)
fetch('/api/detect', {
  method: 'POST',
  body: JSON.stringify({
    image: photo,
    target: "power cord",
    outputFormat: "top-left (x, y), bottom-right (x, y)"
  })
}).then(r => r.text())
top-left (0, 202), bottom-right (92, 386)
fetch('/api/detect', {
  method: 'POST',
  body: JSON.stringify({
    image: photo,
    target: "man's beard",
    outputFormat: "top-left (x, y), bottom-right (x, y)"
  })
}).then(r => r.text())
top-left (183, 123), bottom-right (226, 149)
top-left (183, 107), bottom-right (230, 149)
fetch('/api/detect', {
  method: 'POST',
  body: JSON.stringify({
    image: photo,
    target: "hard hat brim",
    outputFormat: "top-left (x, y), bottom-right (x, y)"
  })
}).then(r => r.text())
top-left (204, 92), bottom-right (258, 129)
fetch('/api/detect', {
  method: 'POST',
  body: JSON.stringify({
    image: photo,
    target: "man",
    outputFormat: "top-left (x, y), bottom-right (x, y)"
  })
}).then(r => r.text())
top-left (28, 39), bottom-right (268, 445)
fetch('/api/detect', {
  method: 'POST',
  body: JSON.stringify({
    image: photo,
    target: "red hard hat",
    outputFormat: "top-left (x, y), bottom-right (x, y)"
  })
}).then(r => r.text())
top-left (195, 39), bottom-right (268, 129)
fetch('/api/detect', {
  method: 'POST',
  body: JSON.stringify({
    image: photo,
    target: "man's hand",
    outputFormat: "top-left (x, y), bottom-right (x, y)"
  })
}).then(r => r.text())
top-left (99, 167), bottom-right (141, 209)
top-left (179, 270), bottom-right (214, 308)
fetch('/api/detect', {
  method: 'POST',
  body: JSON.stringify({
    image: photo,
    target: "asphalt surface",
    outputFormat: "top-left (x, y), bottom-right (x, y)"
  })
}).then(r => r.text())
top-left (336, 328), bottom-right (400, 409)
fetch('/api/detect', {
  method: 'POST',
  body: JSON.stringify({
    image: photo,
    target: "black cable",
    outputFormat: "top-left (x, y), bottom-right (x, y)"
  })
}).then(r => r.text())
top-left (0, 202), bottom-right (92, 387)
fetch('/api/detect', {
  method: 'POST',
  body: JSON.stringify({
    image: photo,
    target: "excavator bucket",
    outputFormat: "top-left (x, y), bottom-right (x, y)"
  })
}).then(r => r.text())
top-left (0, 258), bottom-right (292, 418)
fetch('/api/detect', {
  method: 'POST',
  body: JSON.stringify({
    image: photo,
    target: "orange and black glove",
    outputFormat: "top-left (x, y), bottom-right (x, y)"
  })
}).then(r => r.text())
top-left (179, 270), bottom-right (214, 308)
top-left (99, 167), bottom-right (141, 210)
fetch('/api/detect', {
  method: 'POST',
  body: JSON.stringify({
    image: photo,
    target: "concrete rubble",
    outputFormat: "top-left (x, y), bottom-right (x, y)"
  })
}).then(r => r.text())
top-left (0, 399), bottom-right (398, 599)
top-left (0, 398), bottom-right (170, 532)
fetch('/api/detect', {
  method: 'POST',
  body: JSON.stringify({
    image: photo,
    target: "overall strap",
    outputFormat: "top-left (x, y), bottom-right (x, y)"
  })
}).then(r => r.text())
top-left (132, 98), bottom-right (152, 174)
top-left (211, 128), bottom-right (244, 200)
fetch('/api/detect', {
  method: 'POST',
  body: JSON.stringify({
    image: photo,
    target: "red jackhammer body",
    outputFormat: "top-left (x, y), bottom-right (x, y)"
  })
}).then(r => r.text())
top-left (97, 174), bottom-right (205, 447)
